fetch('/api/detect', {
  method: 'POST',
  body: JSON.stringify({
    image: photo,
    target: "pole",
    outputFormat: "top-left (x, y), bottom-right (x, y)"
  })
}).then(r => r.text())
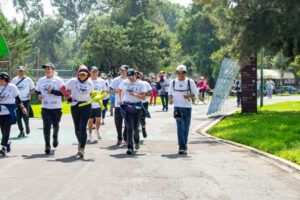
top-left (37, 48), bottom-right (40, 80)
top-left (260, 48), bottom-right (264, 107)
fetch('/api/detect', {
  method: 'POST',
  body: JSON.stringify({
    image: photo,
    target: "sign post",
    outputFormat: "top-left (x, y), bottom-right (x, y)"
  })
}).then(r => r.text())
top-left (242, 58), bottom-right (257, 113)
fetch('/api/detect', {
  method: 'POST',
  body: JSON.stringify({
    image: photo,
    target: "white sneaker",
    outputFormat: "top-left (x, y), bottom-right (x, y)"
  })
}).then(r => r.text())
top-left (96, 131), bottom-right (102, 139)
top-left (87, 134), bottom-right (93, 142)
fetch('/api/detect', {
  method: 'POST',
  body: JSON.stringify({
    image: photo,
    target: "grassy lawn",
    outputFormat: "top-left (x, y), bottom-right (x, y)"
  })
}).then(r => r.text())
top-left (209, 101), bottom-right (300, 165)
top-left (31, 102), bottom-right (71, 118)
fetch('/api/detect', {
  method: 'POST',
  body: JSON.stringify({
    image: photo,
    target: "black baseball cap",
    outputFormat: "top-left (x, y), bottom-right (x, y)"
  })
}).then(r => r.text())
top-left (42, 63), bottom-right (55, 69)
top-left (120, 65), bottom-right (129, 71)
top-left (90, 66), bottom-right (98, 72)
top-left (127, 68), bottom-right (136, 78)
top-left (0, 72), bottom-right (10, 82)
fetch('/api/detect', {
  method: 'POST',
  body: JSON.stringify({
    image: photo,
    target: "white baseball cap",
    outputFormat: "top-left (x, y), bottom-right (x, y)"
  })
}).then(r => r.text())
top-left (176, 65), bottom-right (187, 72)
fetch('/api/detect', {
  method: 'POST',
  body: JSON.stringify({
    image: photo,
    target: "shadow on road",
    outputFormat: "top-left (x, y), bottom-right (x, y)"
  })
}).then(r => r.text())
top-left (9, 136), bottom-right (28, 141)
top-left (161, 154), bottom-right (191, 159)
top-left (188, 140), bottom-right (220, 145)
top-left (22, 153), bottom-right (55, 159)
top-left (101, 144), bottom-right (127, 150)
top-left (47, 155), bottom-right (95, 163)
top-left (87, 140), bottom-right (98, 145)
top-left (110, 153), bottom-right (146, 159)
top-left (0, 155), bottom-right (18, 159)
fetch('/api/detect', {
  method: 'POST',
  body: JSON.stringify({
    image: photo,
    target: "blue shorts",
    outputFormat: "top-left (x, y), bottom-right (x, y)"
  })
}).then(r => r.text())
top-left (90, 108), bottom-right (102, 119)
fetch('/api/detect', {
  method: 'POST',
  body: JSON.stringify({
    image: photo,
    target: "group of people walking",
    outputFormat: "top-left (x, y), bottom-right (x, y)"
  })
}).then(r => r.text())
top-left (0, 63), bottom-right (198, 157)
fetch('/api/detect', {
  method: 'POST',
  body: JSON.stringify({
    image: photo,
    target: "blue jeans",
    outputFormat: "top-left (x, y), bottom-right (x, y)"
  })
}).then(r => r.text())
top-left (174, 107), bottom-right (191, 148)
top-left (160, 92), bottom-right (169, 109)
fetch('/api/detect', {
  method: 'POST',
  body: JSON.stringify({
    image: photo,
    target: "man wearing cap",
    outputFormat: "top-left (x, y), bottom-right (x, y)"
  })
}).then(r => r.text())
top-left (35, 63), bottom-right (64, 155)
top-left (87, 66), bottom-right (106, 141)
top-left (100, 73), bottom-right (110, 125)
top-left (169, 65), bottom-right (198, 154)
top-left (109, 65), bottom-right (129, 145)
top-left (119, 68), bottom-right (146, 154)
top-left (12, 66), bottom-right (35, 137)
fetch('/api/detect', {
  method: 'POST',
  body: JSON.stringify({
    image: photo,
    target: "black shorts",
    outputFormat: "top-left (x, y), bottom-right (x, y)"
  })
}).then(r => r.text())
top-left (90, 108), bottom-right (102, 118)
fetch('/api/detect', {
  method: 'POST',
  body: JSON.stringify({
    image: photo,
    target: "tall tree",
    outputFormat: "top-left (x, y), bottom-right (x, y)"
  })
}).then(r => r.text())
top-left (159, 1), bottom-right (185, 32)
top-left (13, 0), bottom-right (44, 23)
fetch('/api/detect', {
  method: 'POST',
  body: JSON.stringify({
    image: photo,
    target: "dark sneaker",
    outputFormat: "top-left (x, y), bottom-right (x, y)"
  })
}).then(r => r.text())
top-left (116, 140), bottom-right (122, 145)
top-left (178, 147), bottom-right (185, 154)
top-left (0, 146), bottom-right (7, 156)
top-left (53, 137), bottom-right (59, 148)
top-left (135, 143), bottom-right (140, 150)
top-left (126, 148), bottom-right (133, 155)
top-left (162, 107), bottom-right (165, 111)
top-left (142, 128), bottom-right (147, 138)
top-left (124, 140), bottom-right (128, 145)
top-left (26, 127), bottom-right (30, 134)
top-left (45, 148), bottom-right (51, 155)
top-left (7, 141), bottom-right (11, 153)
top-left (18, 132), bottom-right (25, 138)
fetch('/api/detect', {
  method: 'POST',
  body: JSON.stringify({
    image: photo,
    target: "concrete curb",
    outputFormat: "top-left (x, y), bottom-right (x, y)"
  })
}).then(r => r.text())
top-left (196, 110), bottom-right (300, 172)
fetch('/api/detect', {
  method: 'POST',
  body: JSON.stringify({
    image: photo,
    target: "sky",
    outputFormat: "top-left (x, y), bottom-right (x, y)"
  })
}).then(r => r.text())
top-left (0, 0), bottom-right (193, 22)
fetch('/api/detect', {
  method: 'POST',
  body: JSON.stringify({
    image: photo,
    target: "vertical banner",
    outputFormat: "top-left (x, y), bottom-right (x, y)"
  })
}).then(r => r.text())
top-left (207, 58), bottom-right (240, 115)
top-left (241, 63), bottom-right (257, 113)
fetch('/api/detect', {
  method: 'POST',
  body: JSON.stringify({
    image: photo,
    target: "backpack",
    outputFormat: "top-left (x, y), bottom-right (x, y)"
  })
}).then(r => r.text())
top-left (173, 79), bottom-right (192, 94)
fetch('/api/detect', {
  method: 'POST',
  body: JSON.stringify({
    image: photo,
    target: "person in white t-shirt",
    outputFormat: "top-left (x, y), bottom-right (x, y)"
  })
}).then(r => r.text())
top-left (87, 66), bottom-right (106, 141)
top-left (60, 65), bottom-right (93, 158)
top-left (119, 68), bottom-right (146, 155)
top-left (109, 65), bottom-right (129, 145)
top-left (137, 71), bottom-right (152, 138)
top-left (0, 72), bottom-right (27, 156)
top-left (169, 65), bottom-right (198, 154)
top-left (12, 66), bottom-right (35, 137)
top-left (100, 73), bottom-right (110, 125)
top-left (36, 63), bottom-right (64, 155)
top-left (107, 74), bottom-right (115, 116)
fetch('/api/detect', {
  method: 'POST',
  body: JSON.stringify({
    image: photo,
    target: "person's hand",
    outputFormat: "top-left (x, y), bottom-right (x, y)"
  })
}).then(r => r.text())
top-left (183, 94), bottom-right (190, 99)
top-left (47, 88), bottom-right (52, 94)
top-left (120, 101), bottom-right (123, 105)
top-left (21, 107), bottom-right (27, 115)
top-left (129, 91), bottom-right (136, 97)
top-left (38, 95), bottom-right (43, 100)
top-left (27, 94), bottom-right (31, 99)
top-left (0, 97), bottom-right (2, 102)
top-left (169, 98), bottom-right (173, 105)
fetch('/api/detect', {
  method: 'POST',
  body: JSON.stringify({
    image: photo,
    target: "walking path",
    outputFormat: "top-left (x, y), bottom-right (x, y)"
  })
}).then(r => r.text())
top-left (0, 96), bottom-right (299, 200)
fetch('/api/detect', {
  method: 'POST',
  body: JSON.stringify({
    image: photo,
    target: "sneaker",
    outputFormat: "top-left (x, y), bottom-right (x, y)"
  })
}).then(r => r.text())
top-left (45, 148), bottom-right (51, 155)
top-left (92, 125), bottom-right (96, 130)
top-left (26, 126), bottom-right (30, 134)
top-left (87, 134), bottom-right (93, 142)
top-left (96, 131), bottom-right (102, 139)
top-left (7, 141), bottom-right (11, 153)
top-left (101, 119), bottom-right (105, 125)
top-left (135, 143), bottom-right (140, 150)
top-left (162, 107), bottom-right (165, 111)
top-left (18, 132), bottom-right (25, 138)
top-left (77, 149), bottom-right (84, 158)
top-left (126, 148), bottom-right (133, 155)
top-left (178, 147), bottom-right (185, 154)
top-left (0, 146), bottom-right (7, 156)
top-left (53, 137), bottom-right (59, 148)
top-left (142, 128), bottom-right (147, 138)
top-left (116, 140), bottom-right (122, 145)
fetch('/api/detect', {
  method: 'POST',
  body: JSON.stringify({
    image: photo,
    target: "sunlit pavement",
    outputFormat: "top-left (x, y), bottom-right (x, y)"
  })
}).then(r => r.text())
top-left (1, 96), bottom-right (299, 200)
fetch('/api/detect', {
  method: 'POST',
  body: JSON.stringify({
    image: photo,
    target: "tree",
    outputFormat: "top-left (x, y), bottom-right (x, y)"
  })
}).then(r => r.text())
top-left (271, 51), bottom-right (291, 85)
top-left (176, 4), bottom-right (223, 76)
top-left (0, 12), bottom-right (31, 76)
top-left (159, 1), bottom-right (185, 32)
top-left (13, 0), bottom-right (44, 23)
top-left (125, 14), bottom-right (163, 73)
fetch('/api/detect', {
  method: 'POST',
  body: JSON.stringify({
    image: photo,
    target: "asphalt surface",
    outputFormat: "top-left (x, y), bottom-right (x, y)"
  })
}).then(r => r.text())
top-left (0, 96), bottom-right (299, 200)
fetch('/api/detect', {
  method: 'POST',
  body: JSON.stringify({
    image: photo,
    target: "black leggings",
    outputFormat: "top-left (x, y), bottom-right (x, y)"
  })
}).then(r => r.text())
top-left (102, 99), bottom-right (109, 119)
top-left (0, 115), bottom-right (12, 147)
top-left (125, 109), bottom-right (142, 149)
top-left (140, 102), bottom-right (148, 127)
top-left (71, 104), bottom-right (91, 149)
top-left (114, 107), bottom-right (127, 141)
top-left (41, 108), bottom-right (62, 149)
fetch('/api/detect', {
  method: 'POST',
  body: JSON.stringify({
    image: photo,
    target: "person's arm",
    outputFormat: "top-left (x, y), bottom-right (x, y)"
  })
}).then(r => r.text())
top-left (15, 95), bottom-right (27, 114)
top-left (119, 89), bottom-right (123, 105)
top-left (146, 90), bottom-right (153, 97)
top-left (130, 92), bottom-right (146, 100)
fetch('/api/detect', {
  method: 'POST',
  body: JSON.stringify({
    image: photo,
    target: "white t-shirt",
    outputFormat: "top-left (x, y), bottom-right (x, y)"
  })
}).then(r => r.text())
top-left (168, 78), bottom-right (198, 108)
top-left (164, 77), bottom-right (172, 93)
top-left (119, 79), bottom-right (147, 104)
top-left (36, 76), bottom-right (64, 109)
top-left (91, 78), bottom-right (107, 109)
top-left (65, 78), bottom-right (94, 107)
top-left (0, 83), bottom-right (19, 115)
top-left (110, 76), bottom-right (126, 108)
top-left (103, 80), bottom-right (110, 100)
top-left (142, 80), bottom-right (152, 103)
top-left (12, 76), bottom-right (35, 101)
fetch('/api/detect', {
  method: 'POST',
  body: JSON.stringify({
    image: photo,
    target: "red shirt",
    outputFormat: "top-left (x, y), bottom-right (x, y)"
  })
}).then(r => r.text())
top-left (196, 81), bottom-right (207, 90)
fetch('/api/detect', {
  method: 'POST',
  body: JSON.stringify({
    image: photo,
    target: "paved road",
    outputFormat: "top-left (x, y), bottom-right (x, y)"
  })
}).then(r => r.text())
top-left (1, 96), bottom-right (299, 200)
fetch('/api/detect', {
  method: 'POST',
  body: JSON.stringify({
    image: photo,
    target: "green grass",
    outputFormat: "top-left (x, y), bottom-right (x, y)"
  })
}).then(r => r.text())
top-left (31, 102), bottom-right (71, 118)
top-left (209, 101), bottom-right (300, 165)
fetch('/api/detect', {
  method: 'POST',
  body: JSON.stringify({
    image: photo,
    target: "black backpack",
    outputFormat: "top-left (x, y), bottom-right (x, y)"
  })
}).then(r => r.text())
top-left (173, 79), bottom-right (192, 94)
